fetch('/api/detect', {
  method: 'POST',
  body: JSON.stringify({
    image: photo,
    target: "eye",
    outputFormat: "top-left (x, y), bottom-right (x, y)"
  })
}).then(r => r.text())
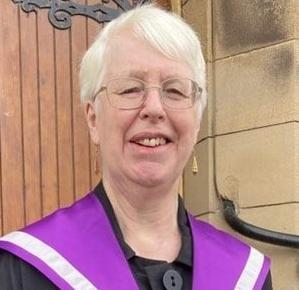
top-left (119, 86), bottom-right (143, 95)
top-left (164, 88), bottom-right (189, 100)
top-left (110, 79), bottom-right (144, 97)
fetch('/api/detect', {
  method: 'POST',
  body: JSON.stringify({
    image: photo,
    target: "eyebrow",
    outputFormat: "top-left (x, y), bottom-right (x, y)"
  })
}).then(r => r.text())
top-left (109, 70), bottom-right (186, 80)
top-left (110, 70), bottom-right (147, 79)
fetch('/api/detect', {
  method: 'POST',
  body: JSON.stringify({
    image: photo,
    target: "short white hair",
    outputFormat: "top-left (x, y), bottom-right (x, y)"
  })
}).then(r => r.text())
top-left (80, 5), bottom-right (207, 116)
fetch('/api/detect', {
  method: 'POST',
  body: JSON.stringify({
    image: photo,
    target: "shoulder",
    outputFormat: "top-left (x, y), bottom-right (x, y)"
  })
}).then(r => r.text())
top-left (0, 193), bottom-right (98, 287)
top-left (189, 215), bottom-right (249, 250)
top-left (190, 216), bottom-right (270, 264)
top-left (189, 215), bottom-right (271, 289)
top-left (0, 192), bottom-right (99, 261)
top-left (22, 192), bottom-right (97, 234)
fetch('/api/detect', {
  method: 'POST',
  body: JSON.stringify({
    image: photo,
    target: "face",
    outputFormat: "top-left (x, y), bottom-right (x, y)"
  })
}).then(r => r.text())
top-left (85, 32), bottom-right (200, 189)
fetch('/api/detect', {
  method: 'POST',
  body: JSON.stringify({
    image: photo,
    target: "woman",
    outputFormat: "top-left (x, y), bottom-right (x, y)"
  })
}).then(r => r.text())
top-left (0, 5), bottom-right (272, 290)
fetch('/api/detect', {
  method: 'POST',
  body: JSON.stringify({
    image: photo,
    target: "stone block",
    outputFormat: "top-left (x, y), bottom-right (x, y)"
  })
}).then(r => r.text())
top-left (296, 1), bottom-right (299, 38)
top-left (183, 0), bottom-right (212, 62)
top-left (239, 203), bottom-right (299, 236)
top-left (296, 40), bottom-right (299, 112)
top-left (213, 0), bottom-right (296, 59)
top-left (215, 41), bottom-right (298, 135)
top-left (215, 122), bottom-right (298, 207)
top-left (183, 139), bottom-right (219, 216)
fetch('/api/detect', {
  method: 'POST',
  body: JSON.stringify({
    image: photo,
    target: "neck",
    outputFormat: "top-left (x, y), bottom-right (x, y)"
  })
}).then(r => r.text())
top-left (102, 176), bottom-right (182, 262)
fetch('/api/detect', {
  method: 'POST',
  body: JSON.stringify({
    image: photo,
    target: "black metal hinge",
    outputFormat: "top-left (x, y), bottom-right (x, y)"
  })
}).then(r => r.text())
top-left (12, 0), bottom-right (151, 30)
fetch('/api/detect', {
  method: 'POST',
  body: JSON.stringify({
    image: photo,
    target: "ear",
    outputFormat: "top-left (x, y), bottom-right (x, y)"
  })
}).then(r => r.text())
top-left (84, 101), bottom-right (100, 145)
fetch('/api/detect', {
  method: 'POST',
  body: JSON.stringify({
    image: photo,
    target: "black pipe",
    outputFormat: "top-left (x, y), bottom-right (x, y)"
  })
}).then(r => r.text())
top-left (221, 198), bottom-right (299, 248)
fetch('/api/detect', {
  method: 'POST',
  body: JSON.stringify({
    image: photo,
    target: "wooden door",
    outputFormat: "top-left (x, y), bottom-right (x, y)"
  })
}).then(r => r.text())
top-left (0, 0), bottom-right (105, 235)
top-left (0, 0), bottom-right (173, 235)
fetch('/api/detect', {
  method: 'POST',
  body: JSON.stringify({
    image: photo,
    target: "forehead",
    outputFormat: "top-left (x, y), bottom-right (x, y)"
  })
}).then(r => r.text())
top-left (104, 32), bottom-right (193, 80)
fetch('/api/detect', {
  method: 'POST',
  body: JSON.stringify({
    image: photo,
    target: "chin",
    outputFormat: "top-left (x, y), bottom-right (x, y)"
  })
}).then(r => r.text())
top-left (130, 164), bottom-right (177, 188)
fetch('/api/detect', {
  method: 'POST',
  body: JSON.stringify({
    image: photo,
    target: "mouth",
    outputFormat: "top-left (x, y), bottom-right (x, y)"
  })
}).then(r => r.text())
top-left (130, 134), bottom-right (172, 148)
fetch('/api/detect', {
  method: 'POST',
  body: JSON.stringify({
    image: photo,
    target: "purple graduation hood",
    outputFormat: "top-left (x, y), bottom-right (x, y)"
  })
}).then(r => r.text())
top-left (0, 193), bottom-right (270, 289)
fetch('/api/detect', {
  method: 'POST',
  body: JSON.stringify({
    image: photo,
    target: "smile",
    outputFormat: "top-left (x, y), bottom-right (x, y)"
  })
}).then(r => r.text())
top-left (135, 137), bottom-right (167, 147)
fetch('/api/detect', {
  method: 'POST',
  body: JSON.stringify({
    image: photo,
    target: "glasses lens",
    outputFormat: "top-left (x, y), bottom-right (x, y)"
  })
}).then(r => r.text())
top-left (162, 79), bottom-right (198, 109)
top-left (107, 78), bottom-right (145, 109)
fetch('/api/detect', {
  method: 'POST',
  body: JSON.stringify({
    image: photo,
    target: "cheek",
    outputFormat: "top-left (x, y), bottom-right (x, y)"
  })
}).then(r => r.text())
top-left (98, 108), bottom-right (137, 145)
top-left (175, 114), bottom-right (198, 144)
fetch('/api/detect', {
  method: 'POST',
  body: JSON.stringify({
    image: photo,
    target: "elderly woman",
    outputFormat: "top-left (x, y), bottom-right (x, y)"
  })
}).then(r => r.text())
top-left (0, 5), bottom-right (271, 290)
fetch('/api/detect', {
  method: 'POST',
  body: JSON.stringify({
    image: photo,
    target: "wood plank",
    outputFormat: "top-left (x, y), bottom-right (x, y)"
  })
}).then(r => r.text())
top-left (0, 2), bottom-right (25, 233)
top-left (55, 28), bottom-right (75, 207)
top-left (37, 10), bottom-right (59, 216)
top-left (0, 115), bottom-right (2, 235)
top-left (19, 6), bottom-right (42, 225)
top-left (87, 0), bottom-right (103, 189)
top-left (71, 0), bottom-right (92, 199)
top-left (0, 127), bottom-right (2, 236)
top-left (0, 0), bottom-right (4, 236)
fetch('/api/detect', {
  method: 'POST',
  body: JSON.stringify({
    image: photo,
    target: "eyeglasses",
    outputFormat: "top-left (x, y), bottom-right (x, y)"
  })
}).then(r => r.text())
top-left (93, 77), bottom-right (202, 110)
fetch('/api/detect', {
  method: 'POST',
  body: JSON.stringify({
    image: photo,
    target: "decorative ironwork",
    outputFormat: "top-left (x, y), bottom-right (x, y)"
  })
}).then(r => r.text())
top-left (12, 0), bottom-right (151, 30)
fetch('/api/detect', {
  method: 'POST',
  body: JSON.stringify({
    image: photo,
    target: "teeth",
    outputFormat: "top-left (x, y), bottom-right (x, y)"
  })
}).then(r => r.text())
top-left (150, 138), bottom-right (156, 146)
top-left (160, 138), bottom-right (166, 145)
top-left (137, 137), bottom-right (167, 147)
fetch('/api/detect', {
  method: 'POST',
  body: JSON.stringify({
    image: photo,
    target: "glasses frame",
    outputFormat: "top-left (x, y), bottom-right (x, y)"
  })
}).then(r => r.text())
top-left (92, 77), bottom-right (202, 111)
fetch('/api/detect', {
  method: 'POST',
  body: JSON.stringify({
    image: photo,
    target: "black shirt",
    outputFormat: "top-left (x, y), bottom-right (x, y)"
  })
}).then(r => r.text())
top-left (0, 182), bottom-right (272, 289)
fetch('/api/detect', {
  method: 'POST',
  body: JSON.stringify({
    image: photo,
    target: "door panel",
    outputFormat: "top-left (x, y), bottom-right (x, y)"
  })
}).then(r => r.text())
top-left (1, 1), bottom-right (24, 234)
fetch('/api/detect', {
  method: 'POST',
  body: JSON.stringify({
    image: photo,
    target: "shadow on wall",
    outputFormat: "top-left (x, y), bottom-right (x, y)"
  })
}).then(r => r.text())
top-left (214, 0), bottom-right (293, 55)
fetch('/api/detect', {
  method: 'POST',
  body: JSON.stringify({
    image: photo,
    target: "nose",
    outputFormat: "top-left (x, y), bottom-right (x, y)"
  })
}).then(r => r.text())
top-left (139, 86), bottom-right (166, 122)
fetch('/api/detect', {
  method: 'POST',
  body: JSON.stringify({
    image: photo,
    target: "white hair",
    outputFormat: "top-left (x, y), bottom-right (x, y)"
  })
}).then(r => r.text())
top-left (80, 5), bottom-right (207, 117)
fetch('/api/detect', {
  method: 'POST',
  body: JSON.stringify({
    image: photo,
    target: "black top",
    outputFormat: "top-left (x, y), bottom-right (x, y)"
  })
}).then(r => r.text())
top-left (0, 182), bottom-right (272, 289)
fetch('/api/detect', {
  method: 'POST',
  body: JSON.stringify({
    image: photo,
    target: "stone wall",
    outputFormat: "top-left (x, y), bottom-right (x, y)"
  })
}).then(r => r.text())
top-left (182, 0), bottom-right (299, 288)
